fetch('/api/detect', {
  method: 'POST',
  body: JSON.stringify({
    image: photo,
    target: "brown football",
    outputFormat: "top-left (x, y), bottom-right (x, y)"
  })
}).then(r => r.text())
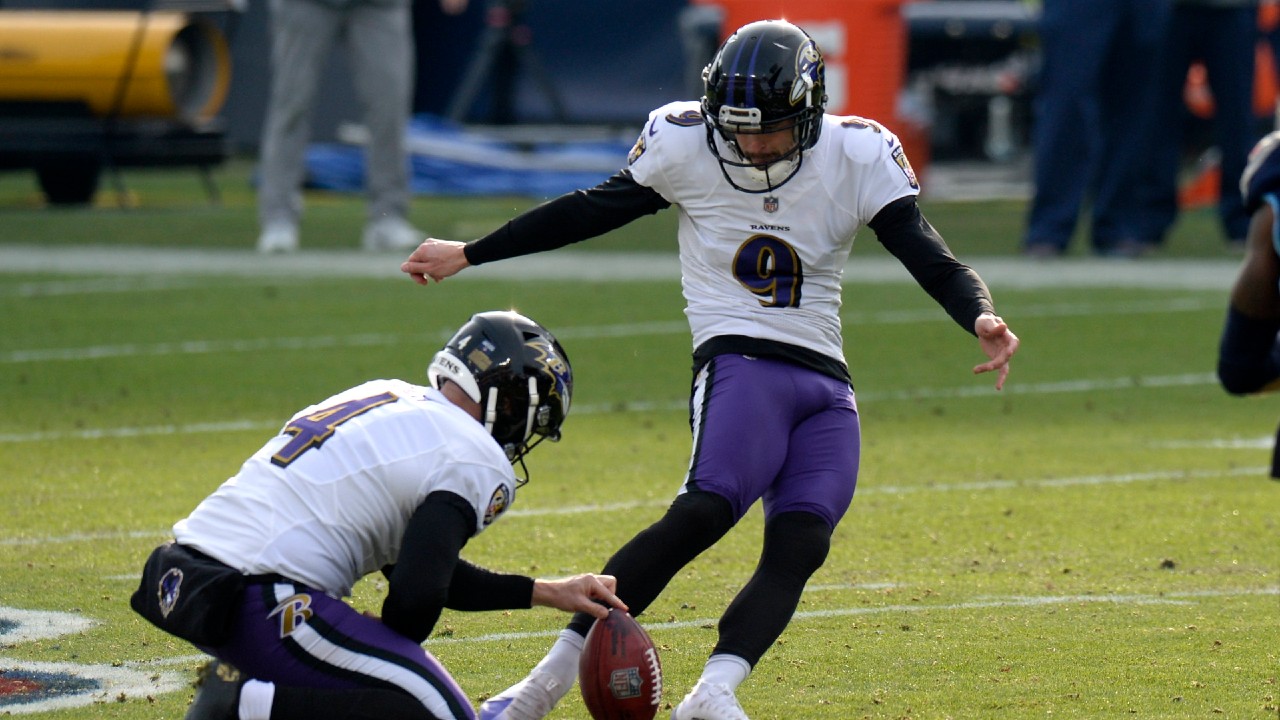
top-left (579, 609), bottom-right (662, 720)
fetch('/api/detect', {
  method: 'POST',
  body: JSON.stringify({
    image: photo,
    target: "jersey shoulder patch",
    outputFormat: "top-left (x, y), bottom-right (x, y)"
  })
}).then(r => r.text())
top-left (890, 144), bottom-right (920, 191)
top-left (483, 483), bottom-right (512, 526)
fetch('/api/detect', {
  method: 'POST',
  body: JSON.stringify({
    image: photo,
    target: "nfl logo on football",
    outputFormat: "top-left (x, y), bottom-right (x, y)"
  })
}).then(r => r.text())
top-left (610, 668), bottom-right (643, 699)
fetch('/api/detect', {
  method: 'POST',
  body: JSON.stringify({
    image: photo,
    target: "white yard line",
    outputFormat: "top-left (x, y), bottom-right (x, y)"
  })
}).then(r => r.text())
top-left (1157, 437), bottom-right (1275, 449)
top-left (0, 244), bottom-right (1243, 289)
top-left (125, 586), bottom-right (1279, 663)
top-left (2, 333), bottom-right (407, 364)
top-left (6, 465), bottom-right (1267, 548)
top-left (0, 297), bottom-right (1222, 365)
top-left (0, 275), bottom-right (313, 298)
top-left (0, 371), bottom-right (1229, 445)
top-left (7, 586), bottom-right (1273, 705)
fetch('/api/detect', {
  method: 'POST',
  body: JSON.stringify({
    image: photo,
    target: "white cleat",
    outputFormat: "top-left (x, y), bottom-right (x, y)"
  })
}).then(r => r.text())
top-left (361, 217), bottom-right (423, 251)
top-left (671, 680), bottom-right (749, 720)
top-left (477, 667), bottom-right (571, 720)
top-left (256, 222), bottom-right (299, 253)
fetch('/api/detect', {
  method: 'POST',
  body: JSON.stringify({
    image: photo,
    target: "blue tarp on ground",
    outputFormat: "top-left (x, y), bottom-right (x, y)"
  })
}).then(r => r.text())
top-left (304, 115), bottom-right (635, 199)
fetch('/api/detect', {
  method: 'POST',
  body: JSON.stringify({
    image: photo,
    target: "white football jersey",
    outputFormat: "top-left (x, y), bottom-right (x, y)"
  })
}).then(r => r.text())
top-left (173, 379), bottom-right (516, 598)
top-left (627, 100), bottom-right (921, 363)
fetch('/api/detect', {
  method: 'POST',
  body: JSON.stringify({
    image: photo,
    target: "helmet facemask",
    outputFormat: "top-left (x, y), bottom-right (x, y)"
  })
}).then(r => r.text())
top-left (705, 106), bottom-right (809, 193)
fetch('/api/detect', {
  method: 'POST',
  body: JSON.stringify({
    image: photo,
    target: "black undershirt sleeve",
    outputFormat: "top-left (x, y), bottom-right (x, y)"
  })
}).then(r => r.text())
top-left (463, 169), bottom-right (671, 266)
top-left (445, 560), bottom-right (536, 611)
top-left (380, 491), bottom-right (533, 643)
top-left (868, 195), bottom-right (995, 335)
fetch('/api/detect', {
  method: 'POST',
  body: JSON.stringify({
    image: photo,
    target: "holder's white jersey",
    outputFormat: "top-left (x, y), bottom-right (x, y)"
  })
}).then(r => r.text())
top-left (173, 379), bottom-right (515, 598)
top-left (627, 100), bottom-right (921, 364)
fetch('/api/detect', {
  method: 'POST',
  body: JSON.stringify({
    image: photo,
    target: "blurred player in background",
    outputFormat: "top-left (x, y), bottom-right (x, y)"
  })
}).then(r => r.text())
top-left (131, 310), bottom-right (624, 720)
top-left (256, 0), bottom-right (469, 253)
top-left (401, 19), bottom-right (1020, 720)
top-left (1218, 130), bottom-right (1280, 478)
top-left (1023, 0), bottom-right (1169, 258)
top-left (1134, 0), bottom-right (1256, 251)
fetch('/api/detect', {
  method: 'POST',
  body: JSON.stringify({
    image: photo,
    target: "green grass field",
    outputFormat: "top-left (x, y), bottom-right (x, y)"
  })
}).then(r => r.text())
top-left (0, 161), bottom-right (1276, 719)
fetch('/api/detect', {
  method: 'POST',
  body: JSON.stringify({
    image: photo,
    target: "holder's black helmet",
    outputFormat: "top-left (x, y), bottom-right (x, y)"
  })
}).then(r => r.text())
top-left (701, 19), bottom-right (827, 192)
top-left (428, 310), bottom-right (572, 465)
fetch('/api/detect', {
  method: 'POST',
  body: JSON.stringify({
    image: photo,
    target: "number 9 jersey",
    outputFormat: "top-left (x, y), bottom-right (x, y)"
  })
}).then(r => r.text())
top-left (626, 100), bottom-right (921, 367)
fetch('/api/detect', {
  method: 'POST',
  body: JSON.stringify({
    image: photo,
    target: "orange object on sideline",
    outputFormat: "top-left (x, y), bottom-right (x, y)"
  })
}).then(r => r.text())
top-left (1178, 157), bottom-right (1221, 209)
top-left (1184, 62), bottom-right (1215, 119)
top-left (1255, 39), bottom-right (1278, 117)
top-left (1260, 0), bottom-right (1279, 32)
top-left (1185, 4), bottom-right (1280, 120)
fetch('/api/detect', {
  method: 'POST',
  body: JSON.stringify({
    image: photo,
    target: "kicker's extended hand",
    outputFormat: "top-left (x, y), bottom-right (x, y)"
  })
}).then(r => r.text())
top-left (532, 574), bottom-right (626, 620)
top-left (401, 238), bottom-right (470, 285)
top-left (973, 312), bottom-right (1019, 391)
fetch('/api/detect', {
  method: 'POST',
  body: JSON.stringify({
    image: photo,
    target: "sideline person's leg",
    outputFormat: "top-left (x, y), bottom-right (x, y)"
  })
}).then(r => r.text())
top-left (257, 0), bottom-right (342, 245)
top-left (1202, 6), bottom-right (1258, 242)
top-left (348, 1), bottom-right (418, 250)
top-left (1091, 0), bottom-right (1170, 253)
top-left (1025, 0), bottom-right (1116, 254)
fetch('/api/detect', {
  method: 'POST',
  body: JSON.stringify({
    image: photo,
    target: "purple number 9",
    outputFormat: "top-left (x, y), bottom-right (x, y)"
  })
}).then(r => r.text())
top-left (732, 234), bottom-right (803, 308)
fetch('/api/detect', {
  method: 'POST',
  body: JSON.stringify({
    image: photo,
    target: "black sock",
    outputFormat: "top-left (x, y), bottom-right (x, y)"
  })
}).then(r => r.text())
top-left (567, 491), bottom-right (736, 636)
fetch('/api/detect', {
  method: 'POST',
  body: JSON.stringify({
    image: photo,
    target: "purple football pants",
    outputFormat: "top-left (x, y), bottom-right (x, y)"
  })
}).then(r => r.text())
top-left (683, 354), bottom-right (860, 528)
top-left (209, 581), bottom-right (475, 720)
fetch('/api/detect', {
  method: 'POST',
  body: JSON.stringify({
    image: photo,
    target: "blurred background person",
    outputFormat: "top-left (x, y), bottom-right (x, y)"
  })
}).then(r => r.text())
top-left (1023, 0), bottom-right (1171, 258)
top-left (256, 0), bottom-right (469, 253)
top-left (1134, 0), bottom-right (1259, 253)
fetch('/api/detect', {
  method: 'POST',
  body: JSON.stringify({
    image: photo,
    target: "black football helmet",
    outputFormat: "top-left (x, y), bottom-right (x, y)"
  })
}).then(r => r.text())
top-left (427, 310), bottom-right (572, 470)
top-left (701, 19), bottom-right (826, 193)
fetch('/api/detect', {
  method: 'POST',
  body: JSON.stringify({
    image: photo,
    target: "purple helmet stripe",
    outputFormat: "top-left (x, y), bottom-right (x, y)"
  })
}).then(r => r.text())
top-left (744, 33), bottom-right (764, 107)
top-left (726, 31), bottom-right (749, 105)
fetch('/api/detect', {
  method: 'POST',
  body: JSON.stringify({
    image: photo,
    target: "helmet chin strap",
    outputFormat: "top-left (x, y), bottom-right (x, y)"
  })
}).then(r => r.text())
top-left (507, 378), bottom-right (547, 488)
top-left (523, 376), bottom-right (540, 445)
top-left (744, 154), bottom-right (800, 189)
top-left (719, 145), bottom-right (805, 193)
top-left (483, 387), bottom-right (500, 438)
